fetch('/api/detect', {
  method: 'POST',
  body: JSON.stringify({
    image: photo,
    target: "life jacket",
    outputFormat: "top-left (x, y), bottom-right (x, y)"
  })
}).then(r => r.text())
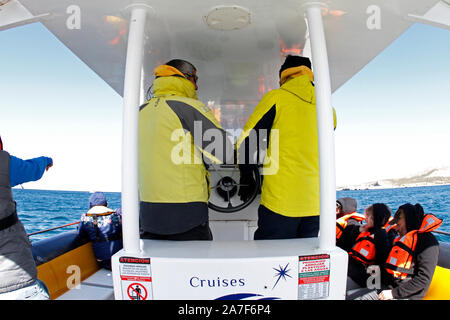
top-left (336, 212), bottom-right (365, 240)
top-left (349, 231), bottom-right (376, 265)
top-left (382, 216), bottom-right (398, 235)
top-left (82, 206), bottom-right (122, 243)
top-left (384, 214), bottom-right (442, 280)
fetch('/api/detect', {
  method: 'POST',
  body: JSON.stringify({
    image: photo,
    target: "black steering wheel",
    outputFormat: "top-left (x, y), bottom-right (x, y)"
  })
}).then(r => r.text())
top-left (207, 164), bottom-right (261, 213)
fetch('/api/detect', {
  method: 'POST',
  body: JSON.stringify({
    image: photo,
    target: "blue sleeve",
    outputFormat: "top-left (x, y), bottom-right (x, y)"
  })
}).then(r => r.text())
top-left (9, 155), bottom-right (53, 187)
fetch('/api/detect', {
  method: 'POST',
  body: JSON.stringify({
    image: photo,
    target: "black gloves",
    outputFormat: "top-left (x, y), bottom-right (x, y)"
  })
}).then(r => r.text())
top-left (238, 169), bottom-right (256, 202)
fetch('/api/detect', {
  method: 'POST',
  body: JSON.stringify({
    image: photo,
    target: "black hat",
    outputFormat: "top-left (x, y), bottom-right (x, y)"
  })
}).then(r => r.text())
top-left (279, 55), bottom-right (312, 78)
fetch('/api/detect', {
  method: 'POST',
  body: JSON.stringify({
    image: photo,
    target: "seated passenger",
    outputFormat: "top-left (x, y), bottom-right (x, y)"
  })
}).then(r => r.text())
top-left (348, 203), bottom-right (442, 300)
top-left (78, 192), bottom-right (123, 270)
top-left (379, 203), bottom-right (442, 300)
top-left (341, 203), bottom-right (391, 288)
top-left (336, 197), bottom-right (365, 245)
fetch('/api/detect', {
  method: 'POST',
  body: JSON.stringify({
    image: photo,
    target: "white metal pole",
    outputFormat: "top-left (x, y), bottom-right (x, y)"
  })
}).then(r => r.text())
top-left (121, 5), bottom-right (149, 254)
top-left (305, 3), bottom-right (336, 250)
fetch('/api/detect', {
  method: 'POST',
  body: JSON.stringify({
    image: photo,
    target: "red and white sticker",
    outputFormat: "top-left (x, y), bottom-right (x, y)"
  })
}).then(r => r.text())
top-left (119, 257), bottom-right (152, 300)
top-left (298, 254), bottom-right (330, 300)
top-left (127, 283), bottom-right (148, 300)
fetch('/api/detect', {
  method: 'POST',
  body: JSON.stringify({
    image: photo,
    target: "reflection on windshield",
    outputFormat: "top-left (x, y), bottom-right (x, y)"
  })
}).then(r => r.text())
top-left (209, 101), bottom-right (260, 141)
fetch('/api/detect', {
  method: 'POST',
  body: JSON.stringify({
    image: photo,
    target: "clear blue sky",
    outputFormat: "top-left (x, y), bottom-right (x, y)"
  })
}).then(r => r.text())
top-left (332, 23), bottom-right (450, 185)
top-left (0, 22), bottom-right (449, 191)
top-left (1, 22), bottom-right (123, 191)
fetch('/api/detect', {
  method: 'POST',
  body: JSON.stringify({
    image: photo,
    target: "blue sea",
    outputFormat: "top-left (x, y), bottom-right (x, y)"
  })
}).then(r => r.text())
top-left (12, 185), bottom-right (450, 243)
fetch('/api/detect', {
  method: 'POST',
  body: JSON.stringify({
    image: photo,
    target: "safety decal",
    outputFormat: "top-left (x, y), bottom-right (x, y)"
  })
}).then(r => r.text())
top-left (119, 256), bottom-right (152, 300)
top-left (127, 283), bottom-right (148, 300)
top-left (298, 254), bottom-right (330, 300)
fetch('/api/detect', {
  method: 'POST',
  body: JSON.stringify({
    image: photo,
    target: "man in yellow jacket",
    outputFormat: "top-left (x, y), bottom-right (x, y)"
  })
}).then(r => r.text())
top-left (139, 59), bottom-right (233, 240)
top-left (236, 55), bottom-right (336, 240)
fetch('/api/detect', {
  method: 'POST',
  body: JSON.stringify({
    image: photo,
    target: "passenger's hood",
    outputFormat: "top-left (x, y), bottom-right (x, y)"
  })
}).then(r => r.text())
top-left (280, 75), bottom-right (316, 104)
top-left (153, 76), bottom-right (197, 100)
top-left (337, 197), bottom-right (357, 215)
top-left (400, 203), bottom-right (424, 232)
top-left (371, 203), bottom-right (390, 229)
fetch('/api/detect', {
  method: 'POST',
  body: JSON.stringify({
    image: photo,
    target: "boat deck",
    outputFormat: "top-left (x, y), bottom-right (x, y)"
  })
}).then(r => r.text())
top-left (57, 269), bottom-right (114, 300)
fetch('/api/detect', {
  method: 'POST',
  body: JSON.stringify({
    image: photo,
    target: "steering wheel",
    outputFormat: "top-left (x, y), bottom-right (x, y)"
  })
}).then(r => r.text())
top-left (207, 164), bottom-right (261, 213)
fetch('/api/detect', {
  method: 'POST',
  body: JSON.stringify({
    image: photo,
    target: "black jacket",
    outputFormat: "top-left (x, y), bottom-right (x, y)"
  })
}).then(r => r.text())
top-left (339, 224), bottom-right (390, 287)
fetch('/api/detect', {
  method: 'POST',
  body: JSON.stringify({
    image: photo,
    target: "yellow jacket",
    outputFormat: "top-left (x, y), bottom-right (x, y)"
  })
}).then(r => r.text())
top-left (236, 74), bottom-right (336, 217)
top-left (139, 75), bottom-right (228, 205)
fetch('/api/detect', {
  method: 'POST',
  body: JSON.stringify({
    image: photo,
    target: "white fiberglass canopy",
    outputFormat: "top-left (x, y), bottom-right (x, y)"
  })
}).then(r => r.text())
top-left (1, 0), bottom-right (445, 128)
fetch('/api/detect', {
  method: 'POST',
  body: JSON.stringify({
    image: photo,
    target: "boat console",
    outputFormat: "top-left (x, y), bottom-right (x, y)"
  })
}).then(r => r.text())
top-left (111, 200), bottom-right (349, 300)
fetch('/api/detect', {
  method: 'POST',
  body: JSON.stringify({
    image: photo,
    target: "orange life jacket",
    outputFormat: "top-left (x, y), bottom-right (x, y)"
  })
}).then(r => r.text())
top-left (383, 217), bottom-right (397, 234)
top-left (384, 214), bottom-right (442, 280)
top-left (349, 231), bottom-right (376, 265)
top-left (336, 212), bottom-right (365, 240)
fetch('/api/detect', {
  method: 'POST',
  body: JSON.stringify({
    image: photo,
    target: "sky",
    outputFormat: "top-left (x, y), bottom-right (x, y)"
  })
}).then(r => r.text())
top-left (1, 21), bottom-right (449, 192)
top-left (332, 23), bottom-right (450, 186)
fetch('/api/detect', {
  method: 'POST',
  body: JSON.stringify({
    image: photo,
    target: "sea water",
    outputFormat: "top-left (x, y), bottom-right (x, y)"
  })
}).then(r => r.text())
top-left (12, 189), bottom-right (121, 242)
top-left (12, 185), bottom-right (450, 243)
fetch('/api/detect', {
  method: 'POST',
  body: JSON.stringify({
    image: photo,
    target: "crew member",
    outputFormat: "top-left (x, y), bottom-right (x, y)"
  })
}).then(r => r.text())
top-left (139, 59), bottom-right (233, 240)
top-left (236, 55), bottom-right (337, 240)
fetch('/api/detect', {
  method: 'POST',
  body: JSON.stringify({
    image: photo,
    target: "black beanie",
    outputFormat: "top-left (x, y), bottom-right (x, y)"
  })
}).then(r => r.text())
top-left (279, 55), bottom-right (312, 78)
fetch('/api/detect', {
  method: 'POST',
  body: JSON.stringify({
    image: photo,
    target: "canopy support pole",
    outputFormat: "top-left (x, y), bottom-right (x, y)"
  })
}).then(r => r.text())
top-left (305, 3), bottom-right (337, 251)
top-left (121, 4), bottom-right (150, 254)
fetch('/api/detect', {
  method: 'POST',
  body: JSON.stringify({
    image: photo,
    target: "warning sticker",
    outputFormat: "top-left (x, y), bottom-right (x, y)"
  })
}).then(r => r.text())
top-left (119, 257), bottom-right (152, 300)
top-left (127, 283), bottom-right (148, 300)
top-left (298, 254), bottom-right (330, 300)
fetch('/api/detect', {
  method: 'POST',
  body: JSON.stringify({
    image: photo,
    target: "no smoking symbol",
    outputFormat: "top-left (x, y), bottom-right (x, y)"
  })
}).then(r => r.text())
top-left (127, 283), bottom-right (147, 300)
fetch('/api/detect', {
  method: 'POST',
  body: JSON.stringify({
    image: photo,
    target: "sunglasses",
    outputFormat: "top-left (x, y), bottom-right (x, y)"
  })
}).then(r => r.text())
top-left (184, 73), bottom-right (198, 84)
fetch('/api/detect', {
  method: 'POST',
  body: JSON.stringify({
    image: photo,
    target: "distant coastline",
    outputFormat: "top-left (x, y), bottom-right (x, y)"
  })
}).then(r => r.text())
top-left (338, 167), bottom-right (450, 191)
top-left (12, 167), bottom-right (450, 193)
top-left (337, 182), bottom-right (450, 191)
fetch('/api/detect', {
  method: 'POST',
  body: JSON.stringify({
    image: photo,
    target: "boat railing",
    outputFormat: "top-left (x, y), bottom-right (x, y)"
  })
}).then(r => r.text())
top-left (27, 222), bottom-right (80, 237)
top-left (433, 230), bottom-right (450, 236)
top-left (27, 221), bottom-right (450, 237)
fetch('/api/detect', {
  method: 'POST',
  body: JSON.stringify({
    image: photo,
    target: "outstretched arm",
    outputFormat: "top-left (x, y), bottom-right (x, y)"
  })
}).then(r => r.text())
top-left (9, 155), bottom-right (53, 187)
